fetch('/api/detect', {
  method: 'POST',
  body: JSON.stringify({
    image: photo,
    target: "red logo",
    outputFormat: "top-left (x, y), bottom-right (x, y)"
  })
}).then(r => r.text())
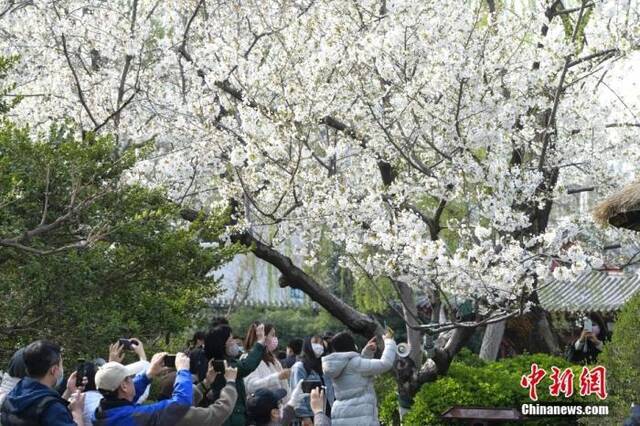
top-left (520, 363), bottom-right (546, 401)
top-left (579, 366), bottom-right (607, 400)
top-left (549, 366), bottom-right (574, 397)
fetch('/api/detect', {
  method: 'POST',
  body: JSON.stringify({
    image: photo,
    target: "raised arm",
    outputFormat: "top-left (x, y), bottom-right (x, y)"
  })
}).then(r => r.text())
top-left (355, 337), bottom-right (396, 377)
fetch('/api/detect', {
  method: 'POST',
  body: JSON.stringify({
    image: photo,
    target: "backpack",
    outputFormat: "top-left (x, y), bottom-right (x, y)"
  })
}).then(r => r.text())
top-left (0, 395), bottom-right (59, 426)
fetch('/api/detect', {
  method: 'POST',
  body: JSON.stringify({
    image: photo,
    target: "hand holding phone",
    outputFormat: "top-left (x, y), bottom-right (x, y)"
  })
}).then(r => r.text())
top-left (75, 359), bottom-right (86, 388)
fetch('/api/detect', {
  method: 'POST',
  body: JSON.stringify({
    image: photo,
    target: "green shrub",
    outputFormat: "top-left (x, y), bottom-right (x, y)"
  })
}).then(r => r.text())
top-left (455, 347), bottom-right (487, 368)
top-left (597, 292), bottom-right (640, 424)
top-left (376, 373), bottom-right (400, 425)
top-left (403, 353), bottom-right (603, 426)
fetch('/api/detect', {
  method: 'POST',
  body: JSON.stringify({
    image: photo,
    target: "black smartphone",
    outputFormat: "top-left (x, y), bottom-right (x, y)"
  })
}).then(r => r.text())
top-left (75, 359), bottom-right (86, 387)
top-left (164, 354), bottom-right (176, 369)
top-left (301, 379), bottom-right (322, 393)
top-left (118, 338), bottom-right (133, 350)
top-left (212, 359), bottom-right (225, 373)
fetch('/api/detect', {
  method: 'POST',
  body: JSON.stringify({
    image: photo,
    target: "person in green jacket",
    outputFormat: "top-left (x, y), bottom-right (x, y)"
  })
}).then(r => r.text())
top-left (204, 321), bottom-right (266, 426)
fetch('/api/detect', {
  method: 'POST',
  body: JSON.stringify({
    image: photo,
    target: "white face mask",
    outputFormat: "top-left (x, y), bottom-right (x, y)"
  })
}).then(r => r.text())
top-left (312, 343), bottom-right (324, 358)
top-left (55, 366), bottom-right (64, 388)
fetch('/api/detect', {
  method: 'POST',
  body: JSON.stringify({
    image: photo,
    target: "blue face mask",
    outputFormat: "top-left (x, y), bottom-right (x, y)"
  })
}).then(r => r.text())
top-left (226, 342), bottom-right (241, 358)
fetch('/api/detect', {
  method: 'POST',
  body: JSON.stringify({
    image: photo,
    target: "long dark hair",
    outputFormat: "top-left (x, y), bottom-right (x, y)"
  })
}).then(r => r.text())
top-left (205, 325), bottom-right (232, 360)
top-left (244, 322), bottom-right (277, 366)
top-left (301, 335), bottom-right (323, 376)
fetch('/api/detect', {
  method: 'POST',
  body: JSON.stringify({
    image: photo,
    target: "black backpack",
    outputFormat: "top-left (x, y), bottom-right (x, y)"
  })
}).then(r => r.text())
top-left (0, 395), bottom-right (59, 426)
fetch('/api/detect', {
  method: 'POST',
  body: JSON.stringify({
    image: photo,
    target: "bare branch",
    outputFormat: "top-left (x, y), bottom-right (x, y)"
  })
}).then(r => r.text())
top-left (61, 34), bottom-right (98, 127)
top-left (416, 310), bottom-right (520, 334)
top-left (552, 2), bottom-right (594, 16)
top-left (40, 165), bottom-right (50, 226)
top-left (606, 122), bottom-right (640, 128)
top-left (569, 48), bottom-right (619, 68)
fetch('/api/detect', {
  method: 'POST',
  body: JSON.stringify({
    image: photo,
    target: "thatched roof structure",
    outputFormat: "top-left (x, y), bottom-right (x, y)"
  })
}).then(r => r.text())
top-left (593, 181), bottom-right (640, 231)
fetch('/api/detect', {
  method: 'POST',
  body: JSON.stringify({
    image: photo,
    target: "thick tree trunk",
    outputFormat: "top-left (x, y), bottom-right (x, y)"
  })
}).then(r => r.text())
top-left (479, 320), bottom-right (506, 361)
top-left (393, 281), bottom-right (422, 365)
top-left (531, 308), bottom-right (561, 354)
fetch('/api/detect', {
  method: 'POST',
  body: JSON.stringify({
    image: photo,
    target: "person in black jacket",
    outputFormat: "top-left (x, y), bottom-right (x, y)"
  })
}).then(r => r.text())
top-left (188, 331), bottom-right (208, 382)
top-left (570, 316), bottom-right (608, 364)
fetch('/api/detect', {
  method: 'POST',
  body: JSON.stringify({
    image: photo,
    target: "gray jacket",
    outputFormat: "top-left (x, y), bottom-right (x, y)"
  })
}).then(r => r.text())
top-left (322, 339), bottom-right (396, 426)
top-left (177, 382), bottom-right (237, 425)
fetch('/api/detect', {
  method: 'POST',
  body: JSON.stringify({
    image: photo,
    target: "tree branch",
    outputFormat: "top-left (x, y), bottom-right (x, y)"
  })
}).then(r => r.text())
top-left (60, 34), bottom-right (98, 127)
top-left (568, 48), bottom-right (619, 68)
top-left (180, 207), bottom-right (383, 338)
top-left (552, 2), bottom-right (594, 16)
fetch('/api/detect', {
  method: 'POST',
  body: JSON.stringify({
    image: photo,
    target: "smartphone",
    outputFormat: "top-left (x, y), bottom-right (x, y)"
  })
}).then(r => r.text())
top-left (386, 325), bottom-right (395, 338)
top-left (583, 318), bottom-right (593, 333)
top-left (212, 359), bottom-right (225, 373)
top-left (164, 354), bottom-right (176, 369)
top-left (301, 379), bottom-right (322, 394)
top-left (118, 338), bottom-right (133, 350)
top-left (75, 359), bottom-right (86, 387)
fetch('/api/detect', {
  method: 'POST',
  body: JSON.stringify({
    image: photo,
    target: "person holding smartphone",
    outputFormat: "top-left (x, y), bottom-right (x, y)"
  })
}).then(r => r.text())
top-left (203, 322), bottom-right (266, 426)
top-left (322, 330), bottom-right (396, 426)
top-left (93, 352), bottom-right (191, 426)
top-left (571, 316), bottom-right (607, 363)
top-left (289, 335), bottom-right (331, 425)
top-left (156, 359), bottom-right (240, 425)
top-left (242, 323), bottom-right (291, 400)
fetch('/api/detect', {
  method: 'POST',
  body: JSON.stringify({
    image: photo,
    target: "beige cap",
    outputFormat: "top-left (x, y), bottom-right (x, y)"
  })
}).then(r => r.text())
top-left (95, 362), bottom-right (141, 392)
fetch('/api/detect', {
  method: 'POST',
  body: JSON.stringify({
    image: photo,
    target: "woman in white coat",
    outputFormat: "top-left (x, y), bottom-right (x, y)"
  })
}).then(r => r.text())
top-left (242, 322), bottom-right (290, 398)
top-left (322, 330), bottom-right (396, 426)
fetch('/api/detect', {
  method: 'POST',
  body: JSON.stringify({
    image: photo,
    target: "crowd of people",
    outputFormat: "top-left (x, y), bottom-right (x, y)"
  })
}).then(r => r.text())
top-left (0, 317), bottom-right (397, 425)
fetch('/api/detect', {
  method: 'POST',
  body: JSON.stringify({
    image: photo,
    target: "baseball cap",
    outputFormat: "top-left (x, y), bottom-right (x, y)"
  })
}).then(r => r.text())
top-left (95, 362), bottom-right (140, 392)
top-left (246, 388), bottom-right (287, 423)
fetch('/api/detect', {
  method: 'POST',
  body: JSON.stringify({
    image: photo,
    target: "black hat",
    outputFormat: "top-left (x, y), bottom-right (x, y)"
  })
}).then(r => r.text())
top-left (246, 388), bottom-right (287, 424)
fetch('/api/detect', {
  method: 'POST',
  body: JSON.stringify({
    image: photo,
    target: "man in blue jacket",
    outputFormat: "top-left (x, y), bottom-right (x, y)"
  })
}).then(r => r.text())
top-left (0, 340), bottom-right (85, 425)
top-left (93, 352), bottom-right (192, 426)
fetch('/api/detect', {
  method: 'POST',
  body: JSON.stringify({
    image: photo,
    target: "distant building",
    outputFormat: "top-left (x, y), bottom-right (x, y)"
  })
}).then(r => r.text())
top-left (209, 220), bottom-right (308, 308)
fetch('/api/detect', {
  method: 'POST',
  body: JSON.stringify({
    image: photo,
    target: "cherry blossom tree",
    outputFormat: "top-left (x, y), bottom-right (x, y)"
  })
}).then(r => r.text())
top-left (2, 0), bottom-right (640, 406)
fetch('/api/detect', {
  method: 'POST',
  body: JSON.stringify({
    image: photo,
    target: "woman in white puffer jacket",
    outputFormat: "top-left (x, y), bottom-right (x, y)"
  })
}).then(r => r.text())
top-left (322, 331), bottom-right (396, 426)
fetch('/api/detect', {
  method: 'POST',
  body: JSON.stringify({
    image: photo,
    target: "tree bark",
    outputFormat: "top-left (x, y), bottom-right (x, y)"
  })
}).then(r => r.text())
top-left (530, 308), bottom-right (561, 354)
top-left (393, 280), bottom-right (422, 365)
top-left (479, 320), bottom-right (506, 361)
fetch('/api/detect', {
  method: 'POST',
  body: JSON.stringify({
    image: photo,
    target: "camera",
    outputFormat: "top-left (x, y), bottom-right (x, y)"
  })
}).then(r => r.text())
top-left (118, 338), bottom-right (133, 350)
